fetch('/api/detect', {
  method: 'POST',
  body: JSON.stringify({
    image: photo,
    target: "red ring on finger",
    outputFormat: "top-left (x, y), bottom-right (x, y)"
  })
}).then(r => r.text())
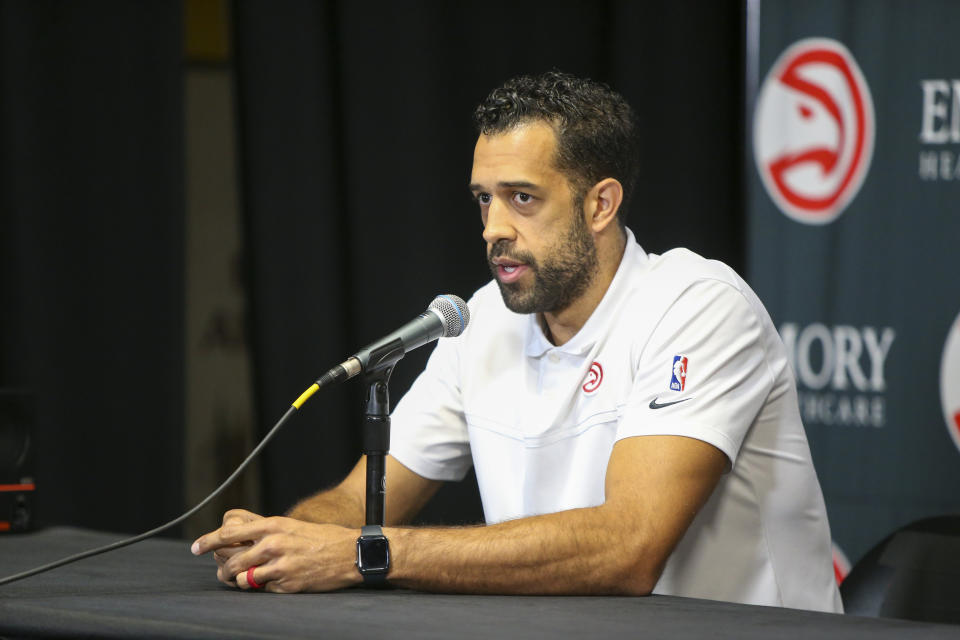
top-left (246, 565), bottom-right (264, 590)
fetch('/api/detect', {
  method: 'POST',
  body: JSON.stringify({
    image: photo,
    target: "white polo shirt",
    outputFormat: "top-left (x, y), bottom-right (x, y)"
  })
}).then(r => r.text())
top-left (389, 229), bottom-right (842, 612)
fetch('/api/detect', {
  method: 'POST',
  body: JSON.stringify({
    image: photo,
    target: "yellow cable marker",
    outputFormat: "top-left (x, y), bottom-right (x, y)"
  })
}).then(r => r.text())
top-left (292, 383), bottom-right (320, 409)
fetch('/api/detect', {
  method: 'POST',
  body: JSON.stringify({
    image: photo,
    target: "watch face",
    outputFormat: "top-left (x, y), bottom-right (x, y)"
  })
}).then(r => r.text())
top-left (357, 536), bottom-right (389, 573)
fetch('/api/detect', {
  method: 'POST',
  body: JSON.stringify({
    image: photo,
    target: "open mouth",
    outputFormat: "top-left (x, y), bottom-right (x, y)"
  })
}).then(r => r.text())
top-left (497, 264), bottom-right (528, 283)
top-left (490, 258), bottom-right (529, 284)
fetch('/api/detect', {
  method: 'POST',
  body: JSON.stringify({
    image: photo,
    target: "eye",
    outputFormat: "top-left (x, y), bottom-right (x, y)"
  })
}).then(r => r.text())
top-left (512, 192), bottom-right (533, 205)
top-left (475, 193), bottom-right (492, 206)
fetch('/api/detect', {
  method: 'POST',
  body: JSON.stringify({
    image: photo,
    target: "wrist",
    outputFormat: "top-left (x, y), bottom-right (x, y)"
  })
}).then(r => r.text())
top-left (325, 523), bottom-right (367, 589)
top-left (356, 525), bottom-right (391, 587)
top-left (380, 526), bottom-right (410, 583)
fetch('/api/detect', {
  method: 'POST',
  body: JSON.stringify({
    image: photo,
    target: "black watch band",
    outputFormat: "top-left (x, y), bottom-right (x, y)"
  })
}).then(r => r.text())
top-left (356, 525), bottom-right (390, 587)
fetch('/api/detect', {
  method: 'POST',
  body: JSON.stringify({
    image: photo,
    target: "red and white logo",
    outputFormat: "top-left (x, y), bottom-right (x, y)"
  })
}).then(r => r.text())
top-left (582, 361), bottom-right (603, 394)
top-left (754, 38), bottom-right (875, 224)
top-left (940, 311), bottom-right (960, 455)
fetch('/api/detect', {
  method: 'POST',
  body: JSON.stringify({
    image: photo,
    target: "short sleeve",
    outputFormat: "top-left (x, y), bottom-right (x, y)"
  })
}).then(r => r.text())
top-left (616, 279), bottom-right (775, 465)
top-left (389, 334), bottom-right (473, 481)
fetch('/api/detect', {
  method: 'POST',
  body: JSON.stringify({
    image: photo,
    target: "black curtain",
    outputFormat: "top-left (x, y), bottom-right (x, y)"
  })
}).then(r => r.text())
top-left (233, 1), bottom-right (744, 522)
top-left (0, 0), bottom-right (743, 536)
top-left (0, 2), bottom-right (184, 534)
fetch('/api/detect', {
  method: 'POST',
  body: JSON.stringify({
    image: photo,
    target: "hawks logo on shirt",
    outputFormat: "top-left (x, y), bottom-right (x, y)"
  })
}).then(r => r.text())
top-left (670, 356), bottom-right (688, 391)
top-left (582, 361), bottom-right (603, 394)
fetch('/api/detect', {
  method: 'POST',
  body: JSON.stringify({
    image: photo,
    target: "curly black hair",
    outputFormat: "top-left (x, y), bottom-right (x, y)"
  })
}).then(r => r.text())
top-left (473, 71), bottom-right (640, 227)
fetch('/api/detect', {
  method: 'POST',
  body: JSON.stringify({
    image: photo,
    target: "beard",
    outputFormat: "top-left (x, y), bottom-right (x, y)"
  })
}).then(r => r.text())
top-left (488, 208), bottom-right (599, 315)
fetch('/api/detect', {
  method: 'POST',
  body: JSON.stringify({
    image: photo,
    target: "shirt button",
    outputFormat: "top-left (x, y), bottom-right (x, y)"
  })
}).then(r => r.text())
top-left (548, 353), bottom-right (561, 363)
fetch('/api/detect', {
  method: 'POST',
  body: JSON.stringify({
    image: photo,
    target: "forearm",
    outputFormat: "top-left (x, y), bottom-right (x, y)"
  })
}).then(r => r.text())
top-left (197, 438), bottom-right (721, 596)
top-left (287, 486), bottom-right (365, 527)
top-left (287, 455), bottom-right (441, 527)
top-left (385, 504), bottom-right (658, 596)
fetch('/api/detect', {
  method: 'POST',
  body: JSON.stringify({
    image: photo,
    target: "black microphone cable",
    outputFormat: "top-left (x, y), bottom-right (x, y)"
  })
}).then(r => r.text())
top-left (0, 365), bottom-right (349, 587)
top-left (0, 293), bottom-right (470, 587)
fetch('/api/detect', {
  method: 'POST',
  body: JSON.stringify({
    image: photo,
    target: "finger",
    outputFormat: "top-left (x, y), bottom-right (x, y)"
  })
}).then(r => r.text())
top-left (221, 538), bottom-right (277, 580)
top-left (236, 565), bottom-right (268, 591)
top-left (193, 511), bottom-right (266, 555)
top-left (235, 567), bottom-right (251, 589)
top-left (193, 519), bottom-right (271, 555)
top-left (192, 523), bottom-right (230, 555)
top-left (217, 563), bottom-right (237, 586)
top-left (263, 580), bottom-right (291, 594)
top-left (190, 529), bottom-right (219, 556)
top-left (213, 543), bottom-right (250, 564)
top-left (223, 508), bottom-right (262, 526)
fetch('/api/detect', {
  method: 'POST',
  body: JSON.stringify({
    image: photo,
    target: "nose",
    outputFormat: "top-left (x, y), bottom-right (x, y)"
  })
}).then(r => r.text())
top-left (481, 197), bottom-right (516, 246)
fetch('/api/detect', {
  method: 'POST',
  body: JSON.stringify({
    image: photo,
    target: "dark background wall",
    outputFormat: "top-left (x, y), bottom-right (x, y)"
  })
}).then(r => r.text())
top-left (233, 0), bottom-right (744, 523)
top-left (0, 1), bottom-right (743, 535)
top-left (0, 1), bottom-right (184, 534)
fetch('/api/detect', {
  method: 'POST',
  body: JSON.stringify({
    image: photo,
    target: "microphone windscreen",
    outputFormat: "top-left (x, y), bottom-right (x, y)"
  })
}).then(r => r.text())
top-left (429, 295), bottom-right (470, 337)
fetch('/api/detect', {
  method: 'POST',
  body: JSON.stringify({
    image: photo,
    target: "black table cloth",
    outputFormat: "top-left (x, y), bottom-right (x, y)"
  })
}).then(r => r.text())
top-left (0, 527), bottom-right (957, 639)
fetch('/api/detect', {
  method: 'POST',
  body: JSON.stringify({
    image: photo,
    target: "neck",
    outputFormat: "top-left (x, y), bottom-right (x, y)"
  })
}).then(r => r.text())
top-left (540, 229), bottom-right (627, 346)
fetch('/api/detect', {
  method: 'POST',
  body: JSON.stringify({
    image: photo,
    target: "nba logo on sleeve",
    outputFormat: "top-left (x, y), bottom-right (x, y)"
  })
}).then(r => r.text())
top-left (670, 356), bottom-right (688, 391)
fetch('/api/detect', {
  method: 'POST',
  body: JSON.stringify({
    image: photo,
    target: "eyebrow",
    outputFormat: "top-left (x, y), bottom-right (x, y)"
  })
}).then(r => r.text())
top-left (468, 180), bottom-right (541, 192)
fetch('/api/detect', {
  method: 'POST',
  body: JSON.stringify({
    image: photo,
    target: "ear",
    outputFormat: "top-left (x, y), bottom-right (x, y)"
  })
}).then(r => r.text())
top-left (585, 178), bottom-right (623, 233)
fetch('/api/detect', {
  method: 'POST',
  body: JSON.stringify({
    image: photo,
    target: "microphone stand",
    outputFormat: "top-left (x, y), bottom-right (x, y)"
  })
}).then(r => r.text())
top-left (360, 337), bottom-right (406, 526)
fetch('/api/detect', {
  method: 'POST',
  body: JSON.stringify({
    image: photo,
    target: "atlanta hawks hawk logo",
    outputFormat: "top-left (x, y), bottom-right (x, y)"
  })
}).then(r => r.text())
top-left (582, 361), bottom-right (603, 394)
top-left (754, 38), bottom-right (875, 224)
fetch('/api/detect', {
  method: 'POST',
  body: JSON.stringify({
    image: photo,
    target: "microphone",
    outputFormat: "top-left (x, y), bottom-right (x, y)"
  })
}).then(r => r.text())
top-left (324, 294), bottom-right (470, 383)
top-left (0, 296), bottom-right (470, 588)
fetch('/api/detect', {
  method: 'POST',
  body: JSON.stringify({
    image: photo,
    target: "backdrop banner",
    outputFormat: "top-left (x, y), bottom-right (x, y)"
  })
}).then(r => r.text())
top-left (747, 0), bottom-right (960, 571)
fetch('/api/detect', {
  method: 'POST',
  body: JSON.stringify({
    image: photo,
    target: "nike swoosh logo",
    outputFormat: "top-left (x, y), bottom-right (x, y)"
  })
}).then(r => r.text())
top-left (649, 397), bottom-right (693, 410)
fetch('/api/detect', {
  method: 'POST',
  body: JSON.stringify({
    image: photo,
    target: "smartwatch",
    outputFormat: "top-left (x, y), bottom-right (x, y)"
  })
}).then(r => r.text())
top-left (356, 525), bottom-right (390, 586)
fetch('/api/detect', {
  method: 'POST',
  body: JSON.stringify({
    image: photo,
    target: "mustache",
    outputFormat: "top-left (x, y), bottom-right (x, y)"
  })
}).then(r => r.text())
top-left (488, 240), bottom-right (536, 266)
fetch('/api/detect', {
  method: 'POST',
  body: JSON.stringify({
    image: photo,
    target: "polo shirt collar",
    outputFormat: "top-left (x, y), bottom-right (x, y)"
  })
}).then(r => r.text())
top-left (524, 227), bottom-right (648, 358)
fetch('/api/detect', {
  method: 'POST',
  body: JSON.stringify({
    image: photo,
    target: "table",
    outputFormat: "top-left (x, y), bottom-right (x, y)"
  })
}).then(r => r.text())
top-left (0, 527), bottom-right (956, 639)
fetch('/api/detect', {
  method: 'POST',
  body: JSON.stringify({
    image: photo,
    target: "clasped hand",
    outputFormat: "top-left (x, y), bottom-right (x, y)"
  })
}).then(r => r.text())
top-left (191, 509), bottom-right (359, 593)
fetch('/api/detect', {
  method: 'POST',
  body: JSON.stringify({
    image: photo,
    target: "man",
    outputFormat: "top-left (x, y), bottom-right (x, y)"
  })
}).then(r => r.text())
top-left (192, 71), bottom-right (842, 612)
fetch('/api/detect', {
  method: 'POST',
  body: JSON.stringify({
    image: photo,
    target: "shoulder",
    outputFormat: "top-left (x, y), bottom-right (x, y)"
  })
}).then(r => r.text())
top-left (643, 248), bottom-right (745, 298)
top-left (613, 247), bottom-right (779, 360)
top-left (615, 247), bottom-right (753, 327)
top-left (638, 249), bottom-right (785, 374)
